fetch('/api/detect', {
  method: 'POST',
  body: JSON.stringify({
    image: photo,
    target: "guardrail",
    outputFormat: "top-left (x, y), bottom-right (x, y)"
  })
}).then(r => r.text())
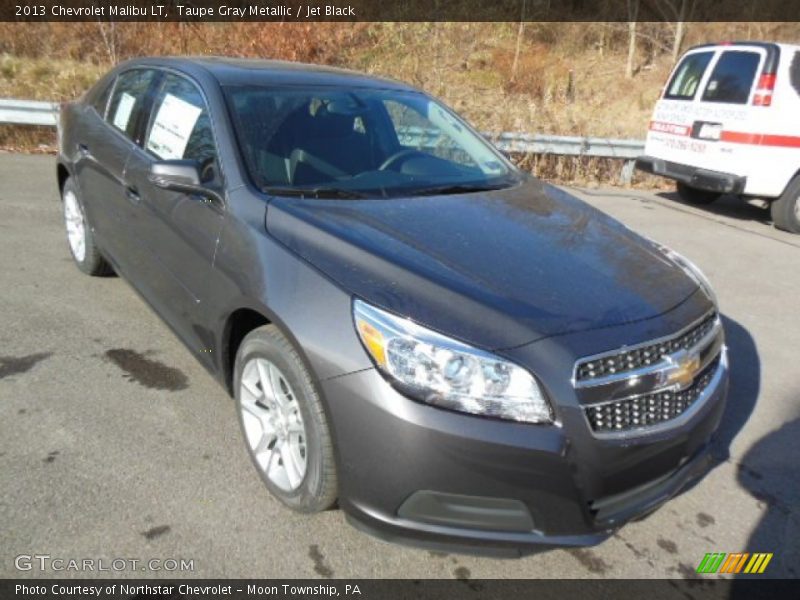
top-left (0, 98), bottom-right (645, 183)
top-left (0, 98), bottom-right (59, 126)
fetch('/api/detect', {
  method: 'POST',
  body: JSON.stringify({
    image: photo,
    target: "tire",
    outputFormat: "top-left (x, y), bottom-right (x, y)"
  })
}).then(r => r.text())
top-left (676, 182), bottom-right (721, 205)
top-left (62, 177), bottom-right (113, 276)
top-left (234, 324), bottom-right (338, 513)
top-left (771, 176), bottom-right (800, 233)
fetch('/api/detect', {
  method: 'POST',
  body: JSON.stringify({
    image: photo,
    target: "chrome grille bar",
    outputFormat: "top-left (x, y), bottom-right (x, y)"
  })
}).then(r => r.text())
top-left (572, 310), bottom-right (726, 437)
top-left (574, 311), bottom-right (718, 383)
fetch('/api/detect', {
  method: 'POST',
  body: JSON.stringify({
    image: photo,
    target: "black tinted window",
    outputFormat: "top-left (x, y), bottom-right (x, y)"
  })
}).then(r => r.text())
top-left (145, 74), bottom-right (217, 177)
top-left (106, 69), bottom-right (157, 142)
top-left (702, 51), bottom-right (761, 104)
top-left (665, 52), bottom-right (713, 100)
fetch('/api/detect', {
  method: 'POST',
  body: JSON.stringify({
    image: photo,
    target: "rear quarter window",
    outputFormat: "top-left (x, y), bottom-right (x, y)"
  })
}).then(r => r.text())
top-left (665, 51), bottom-right (714, 100)
top-left (90, 78), bottom-right (113, 118)
top-left (702, 51), bottom-right (762, 104)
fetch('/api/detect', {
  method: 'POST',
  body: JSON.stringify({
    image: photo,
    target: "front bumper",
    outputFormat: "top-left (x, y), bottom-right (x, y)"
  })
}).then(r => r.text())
top-left (321, 350), bottom-right (728, 555)
top-left (636, 155), bottom-right (746, 194)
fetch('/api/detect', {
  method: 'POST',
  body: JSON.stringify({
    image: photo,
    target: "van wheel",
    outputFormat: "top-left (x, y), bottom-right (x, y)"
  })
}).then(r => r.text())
top-left (771, 176), bottom-right (800, 233)
top-left (676, 182), bottom-right (720, 205)
top-left (234, 324), bottom-right (338, 513)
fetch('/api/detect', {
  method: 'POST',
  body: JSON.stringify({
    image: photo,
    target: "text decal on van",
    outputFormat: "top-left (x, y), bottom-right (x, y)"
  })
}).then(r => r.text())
top-left (649, 121), bottom-right (800, 148)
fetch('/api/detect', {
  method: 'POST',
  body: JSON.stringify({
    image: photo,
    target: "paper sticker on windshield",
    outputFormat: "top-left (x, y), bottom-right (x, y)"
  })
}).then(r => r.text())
top-left (146, 94), bottom-right (202, 159)
top-left (112, 92), bottom-right (136, 131)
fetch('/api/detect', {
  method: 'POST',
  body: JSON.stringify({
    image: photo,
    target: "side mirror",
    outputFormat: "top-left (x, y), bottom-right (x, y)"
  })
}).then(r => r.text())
top-left (148, 159), bottom-right (222, 203)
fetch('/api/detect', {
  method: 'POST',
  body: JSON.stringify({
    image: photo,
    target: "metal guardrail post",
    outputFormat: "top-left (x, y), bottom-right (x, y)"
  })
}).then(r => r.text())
top-left (619, 159), bottom-right (637, 185)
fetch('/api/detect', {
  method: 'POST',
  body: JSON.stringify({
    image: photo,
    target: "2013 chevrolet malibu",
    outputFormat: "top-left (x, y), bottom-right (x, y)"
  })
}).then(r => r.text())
top-left (57, 57), bottom-right (729, 554)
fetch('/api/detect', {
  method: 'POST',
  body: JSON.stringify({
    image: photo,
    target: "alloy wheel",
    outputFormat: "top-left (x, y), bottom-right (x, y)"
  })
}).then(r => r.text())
top-left (239, 358), bottom-right (308, 491)
top-left (63, 190), bottom-right (86, 262)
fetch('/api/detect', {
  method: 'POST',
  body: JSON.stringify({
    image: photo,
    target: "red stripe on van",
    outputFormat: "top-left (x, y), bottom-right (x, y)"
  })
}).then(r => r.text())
top-left (649, 120), bottom-right (800, 148)
top-left (720, 131), bottom-right (800, 148)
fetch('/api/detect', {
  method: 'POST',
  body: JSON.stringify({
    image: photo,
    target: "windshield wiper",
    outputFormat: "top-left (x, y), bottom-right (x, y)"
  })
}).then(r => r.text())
top-left (411, 182), bottom-right (511, 197)
top-left (262, 186), bottom-right (372, 199)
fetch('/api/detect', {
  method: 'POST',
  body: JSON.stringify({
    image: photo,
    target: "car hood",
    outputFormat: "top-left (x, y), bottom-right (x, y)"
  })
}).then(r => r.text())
top-left (265, 178), bottom-right (700, 350)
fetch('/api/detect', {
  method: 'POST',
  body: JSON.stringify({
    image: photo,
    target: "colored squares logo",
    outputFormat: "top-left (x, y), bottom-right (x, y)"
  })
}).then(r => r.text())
top-left (696, 552), bottom-right (773, 574)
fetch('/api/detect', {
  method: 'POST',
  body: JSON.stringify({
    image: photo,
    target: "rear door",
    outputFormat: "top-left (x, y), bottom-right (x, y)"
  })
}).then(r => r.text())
top-left (123, 71), bottom-right (226, 360)
top-left (75, 68), bottom-right (159, 272)
top-left (645, 46), bottom-right (767, 175)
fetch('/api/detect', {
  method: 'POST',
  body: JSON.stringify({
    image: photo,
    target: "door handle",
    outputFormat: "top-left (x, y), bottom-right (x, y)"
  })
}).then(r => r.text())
top-left (77, 143), bottom-right (92, 159)
top-left (125, 186), bottom-right (141, 203)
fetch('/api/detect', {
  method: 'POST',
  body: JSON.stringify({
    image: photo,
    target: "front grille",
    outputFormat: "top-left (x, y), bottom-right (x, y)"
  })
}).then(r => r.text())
top-left (585, 355), bottom-right (720, 434)
top-left (575, 312), bottom-right (717, 382)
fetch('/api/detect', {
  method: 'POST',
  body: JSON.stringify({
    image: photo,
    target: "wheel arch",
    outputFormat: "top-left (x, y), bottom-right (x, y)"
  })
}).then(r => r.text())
top-left (221, 307), bottom-right (272, 396)
top-left (56, 161), bottom-right (72, 196)
top-left (220, 302), bottom-right (337, 405)
top-left (776, 167), bottom-right (800, 200)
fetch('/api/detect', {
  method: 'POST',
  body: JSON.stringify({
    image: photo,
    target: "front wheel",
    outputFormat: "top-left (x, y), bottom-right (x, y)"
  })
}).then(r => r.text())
top-left (62, 177), bottom-right (113, 276)
top-left (234, 324), bottom-right (338, 513)
top-left (676, 182), bottom-right (721, 205)
top-left (771, 176), bottom-right (800, 234)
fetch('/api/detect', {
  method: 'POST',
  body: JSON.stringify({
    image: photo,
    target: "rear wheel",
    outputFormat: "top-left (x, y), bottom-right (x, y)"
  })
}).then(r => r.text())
top-left (62, 178), bottom-right (113, 276)
top-left (234, 324), bottom-right (338, 513)
top-left (771, 176), bottom-right (800, 234)
top-left (676, 182), bottom-right (721, 205)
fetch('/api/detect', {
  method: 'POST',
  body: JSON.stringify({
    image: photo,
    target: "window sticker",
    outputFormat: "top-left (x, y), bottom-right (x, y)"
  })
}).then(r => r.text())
top-left (112, 92), bottom-right (136, 131)
top-left (146, 93), bottom-right (202, 160)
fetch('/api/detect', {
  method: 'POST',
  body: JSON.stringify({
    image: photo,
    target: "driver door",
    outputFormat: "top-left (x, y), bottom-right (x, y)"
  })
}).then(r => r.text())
top-left (123, 71), bottom-right (225, 359)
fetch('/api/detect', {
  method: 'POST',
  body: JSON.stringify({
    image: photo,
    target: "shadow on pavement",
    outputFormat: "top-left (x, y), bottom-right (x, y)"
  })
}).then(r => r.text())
top-left (708, 315), bottom-right (761, 465)
top-left (668, 314), bottom-right (758, 507)
top-left (729, 414), bottom-right (800, 592)
top-left (656, 191), bottom-right (772, 226)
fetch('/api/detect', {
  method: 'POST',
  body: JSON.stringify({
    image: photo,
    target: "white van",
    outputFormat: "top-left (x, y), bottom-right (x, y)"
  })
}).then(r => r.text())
top-left (636, 42), bottom-right (800, 233)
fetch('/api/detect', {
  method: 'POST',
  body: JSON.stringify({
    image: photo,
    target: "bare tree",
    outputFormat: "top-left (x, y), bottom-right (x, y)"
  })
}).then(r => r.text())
top-left (96, 21), bottom-right (118, 65)
top-left (626, 0), bottom-right (638, 79)
top-left (510, 0), bottom-right (527, 83)
top-left (654, 0), bottom-right (696, 63)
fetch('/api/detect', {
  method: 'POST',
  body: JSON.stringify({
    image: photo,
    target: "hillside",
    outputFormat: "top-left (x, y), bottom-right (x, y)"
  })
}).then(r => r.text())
top-left (1, 21), bottom-right (798, 181)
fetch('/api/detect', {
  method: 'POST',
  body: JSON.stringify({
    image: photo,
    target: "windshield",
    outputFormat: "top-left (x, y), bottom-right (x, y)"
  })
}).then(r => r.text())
top-left (224, 85), bottom-right (518, 197)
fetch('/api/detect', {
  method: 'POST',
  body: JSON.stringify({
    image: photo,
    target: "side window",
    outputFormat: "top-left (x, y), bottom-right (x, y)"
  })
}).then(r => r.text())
top-left (106, 69), bottom-right (157, 143)
top-left (702, 51), bottom-right (761, 104)
top-left (664, 51), bottom-right (714, 100)
top-left (145, 73), bottom-right (218, 181)
top-left (91, 78), bottom-right (113, 118)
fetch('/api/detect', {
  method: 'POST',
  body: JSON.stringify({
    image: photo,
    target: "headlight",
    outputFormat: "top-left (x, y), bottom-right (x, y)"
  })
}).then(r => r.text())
top-left (353, 299), bottom-right (553, 424)
top-left (656, 244), bottom-right (718, 307)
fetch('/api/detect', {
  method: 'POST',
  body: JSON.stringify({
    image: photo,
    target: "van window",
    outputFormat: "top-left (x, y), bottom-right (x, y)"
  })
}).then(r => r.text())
top-left (665, 51), bottom-right (713, 100)
top-left (702, 51), bottom-right (761, 104)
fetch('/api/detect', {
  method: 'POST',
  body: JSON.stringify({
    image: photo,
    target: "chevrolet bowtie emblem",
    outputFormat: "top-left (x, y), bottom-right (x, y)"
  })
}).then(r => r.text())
top-left (663, 350), bottom-right (702, 390)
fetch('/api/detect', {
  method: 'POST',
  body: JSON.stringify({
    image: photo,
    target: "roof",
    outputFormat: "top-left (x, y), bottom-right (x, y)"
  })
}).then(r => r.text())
top-left (127, 56), bottom-right (419, 91)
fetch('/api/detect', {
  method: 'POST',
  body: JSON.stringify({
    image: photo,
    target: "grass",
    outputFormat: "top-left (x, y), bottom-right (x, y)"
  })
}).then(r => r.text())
top-left (0, 54), bottom-right (105, 101)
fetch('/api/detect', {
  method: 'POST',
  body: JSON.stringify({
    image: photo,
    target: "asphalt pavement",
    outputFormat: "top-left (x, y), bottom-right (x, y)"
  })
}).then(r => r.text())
top-left (0, 153), bottom-right (797, 580)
